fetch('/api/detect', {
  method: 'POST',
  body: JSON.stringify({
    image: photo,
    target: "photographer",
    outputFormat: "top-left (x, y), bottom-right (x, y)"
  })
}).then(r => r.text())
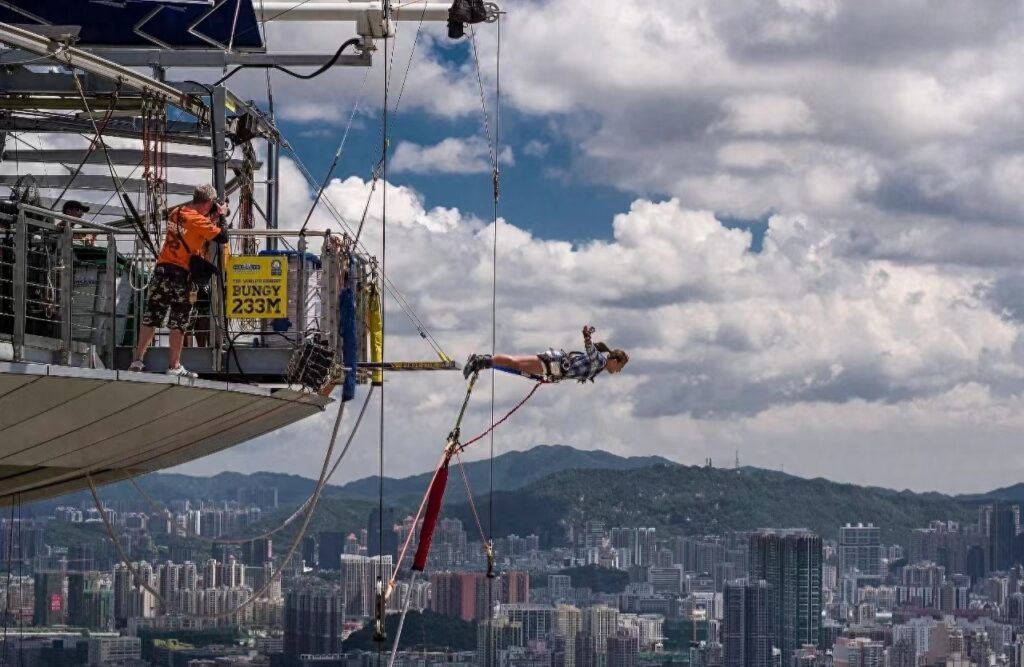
top-left (129, 184), bottom-right (228, 378)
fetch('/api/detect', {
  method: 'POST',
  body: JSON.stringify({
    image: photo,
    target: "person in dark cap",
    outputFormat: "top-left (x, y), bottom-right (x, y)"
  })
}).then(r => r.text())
top-left (61, 200), bottom-right (95, 246)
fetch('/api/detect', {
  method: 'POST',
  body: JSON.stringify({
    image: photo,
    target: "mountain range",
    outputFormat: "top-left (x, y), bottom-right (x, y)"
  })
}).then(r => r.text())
top-left (32, 445), bottom-right (1018, 546)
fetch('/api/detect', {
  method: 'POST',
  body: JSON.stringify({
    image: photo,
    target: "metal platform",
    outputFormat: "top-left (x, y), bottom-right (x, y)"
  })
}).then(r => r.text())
top-left (0, 361), bottom-right (329, 506)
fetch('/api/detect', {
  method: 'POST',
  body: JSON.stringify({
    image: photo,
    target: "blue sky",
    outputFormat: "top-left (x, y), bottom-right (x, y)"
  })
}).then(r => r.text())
top-left (282, 112), bottom-right (636, 244)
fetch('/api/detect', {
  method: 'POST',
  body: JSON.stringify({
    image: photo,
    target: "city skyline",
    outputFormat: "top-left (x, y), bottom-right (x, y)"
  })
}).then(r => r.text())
top-left (11, 485), bottom-right (1024, 666)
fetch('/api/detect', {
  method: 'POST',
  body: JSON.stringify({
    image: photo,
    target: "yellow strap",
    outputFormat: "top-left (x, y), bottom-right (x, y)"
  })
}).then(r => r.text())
top-left (366, 283), bottom-right (383, 385)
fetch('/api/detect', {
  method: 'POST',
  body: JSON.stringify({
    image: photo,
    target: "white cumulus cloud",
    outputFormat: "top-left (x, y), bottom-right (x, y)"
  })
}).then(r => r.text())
top-left (391, 137), bottom-right (514, 175)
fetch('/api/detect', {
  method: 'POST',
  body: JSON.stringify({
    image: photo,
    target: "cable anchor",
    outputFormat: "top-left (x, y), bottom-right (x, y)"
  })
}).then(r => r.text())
top-left (373, 575), bottom-right (387, 642)
top-left (486, 540), bottom-right (496, 579)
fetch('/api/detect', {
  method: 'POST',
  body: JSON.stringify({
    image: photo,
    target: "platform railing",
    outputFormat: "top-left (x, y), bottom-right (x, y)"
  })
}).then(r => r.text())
top-left (1, 204), bottom-right (345, 379)
top-left (1, 204), bottom-right (121, 366)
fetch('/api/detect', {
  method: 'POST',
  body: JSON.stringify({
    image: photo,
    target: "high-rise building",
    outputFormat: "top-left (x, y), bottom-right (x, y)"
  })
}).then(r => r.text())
top-left (723, 579), bottom-right (770, 667)
top-left (636, 528), bottom-right (657, 567)
top-left (984, 503), bottom-right (1019, 572)
top-left (584, 605), bottom-right (619, 658)
top-left (67, 572), bottom-right (98, 627)
top-left (650, 566), bottom-right (684, 595)
top-left (241, 538), bottom-right (273, 567)
top-left (338, 554), bottom-right (392, 619)
top-left (501, 604), bottom-right (555, 643)
top-left (549, 575), bottom-right (572, 603)
top-left (478, 617), bottom-right (523, 666)
top-left (607, 630), bottom-right (640, 667)
top-left (690, 641), bottom-right (724, 667)
top-left (554, 605), bottom-right (582, 667)
top-left (429, 571), bottom-right (490, 621)
top-left (113, 562), bottom-right (155, 627)
top-left (158, 561), bottom-right (181, 602)
top-left (749, 529), bottom-right (823, 663)
top-left (367, 508), bottom-right (398, 559)
top-left (583, 521), bottom-right (607, 549)
top-left (839, 524), bottom-right (881, 579)
top-left (833, 637), bottom-right (885, 667)
top-left (430, 571), bottom-right (462, 619)
top-left (502, 570), bottom-right (530, 605)
top-left (218, 556), bottom-right (246, 588)
top-left (284, 585), bottom-right (345, 657)
top-left (889, 639), bottom-right (914, 667)
top-left (0, 520), bottom-right (45, 568)
top-left (317, 532), bottom-right (346, 571)
top-left (302, 535), bottom-right (317, 568)
top-left (609, 528), bottom-right (657, 567)
top-left (576, 631), bottom-right (597, 667)
top-left (33, 571), bottom-right (64, 626)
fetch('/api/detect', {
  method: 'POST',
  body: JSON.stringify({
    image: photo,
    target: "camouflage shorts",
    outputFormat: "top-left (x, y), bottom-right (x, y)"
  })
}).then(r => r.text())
top-left (142, 265), bottom-right (192, 332)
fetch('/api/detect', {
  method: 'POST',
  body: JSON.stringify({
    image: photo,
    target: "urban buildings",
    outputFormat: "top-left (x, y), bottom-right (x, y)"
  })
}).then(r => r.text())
top-left (749, 529), bottom-right (823, 661)
top-left (284, 585), bottom-right (345, 657)
top-left (839, 523), bottom-right (882, 579)
top-left (723, 579), bottom-right (770, 667)
top-left (19, 478), bottom-right (1024, 667)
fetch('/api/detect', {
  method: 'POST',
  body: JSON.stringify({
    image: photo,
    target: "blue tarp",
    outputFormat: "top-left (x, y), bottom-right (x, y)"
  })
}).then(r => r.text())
top-left (340, 285), bottom-right (357, 402)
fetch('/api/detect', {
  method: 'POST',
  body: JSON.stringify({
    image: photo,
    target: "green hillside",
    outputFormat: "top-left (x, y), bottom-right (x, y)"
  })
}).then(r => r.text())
top-left (447, 464), bottom-right (977, 544)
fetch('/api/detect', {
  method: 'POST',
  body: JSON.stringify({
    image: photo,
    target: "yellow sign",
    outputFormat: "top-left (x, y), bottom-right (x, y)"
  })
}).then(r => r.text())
top-left (226, 255), bottom-right (288, 319)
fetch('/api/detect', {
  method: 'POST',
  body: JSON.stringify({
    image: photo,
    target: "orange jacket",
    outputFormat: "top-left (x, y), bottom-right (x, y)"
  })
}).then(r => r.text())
top-left (157, 206), bottom-right (224, 271)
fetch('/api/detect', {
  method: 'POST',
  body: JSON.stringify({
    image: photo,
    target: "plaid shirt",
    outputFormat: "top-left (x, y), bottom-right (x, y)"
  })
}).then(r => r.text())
top-left (563, 332), bottom-right (608, 382)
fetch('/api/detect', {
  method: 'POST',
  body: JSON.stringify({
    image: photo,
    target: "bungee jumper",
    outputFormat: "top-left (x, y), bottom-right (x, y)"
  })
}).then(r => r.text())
top-left (463, 325), bottom-right (630, 382)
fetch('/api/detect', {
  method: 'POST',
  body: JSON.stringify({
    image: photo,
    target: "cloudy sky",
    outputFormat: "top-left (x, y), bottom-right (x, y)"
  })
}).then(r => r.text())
top-left (186, 0), bottom-right (1024, 495)
top-left (9, 0), bottom-right (1024, 493)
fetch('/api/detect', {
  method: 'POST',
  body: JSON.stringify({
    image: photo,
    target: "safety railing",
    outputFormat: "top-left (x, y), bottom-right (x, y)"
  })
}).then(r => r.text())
top-left (0, 203), bottom-right (119, 367)
top-left (0, 204), bottom-right (354, 380)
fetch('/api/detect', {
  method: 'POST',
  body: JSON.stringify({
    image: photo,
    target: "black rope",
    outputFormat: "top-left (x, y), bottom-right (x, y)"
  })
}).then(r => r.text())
top-left (48, 85), bottom-right (122, 211)
top-left (375, 19), bottom-right (391, 664)
top-left (213, 38), bottom-right (361, 86)
top-left (67, 65), bottom-right (157, 258)
top-left (485, 18), bottom-right (502, 666)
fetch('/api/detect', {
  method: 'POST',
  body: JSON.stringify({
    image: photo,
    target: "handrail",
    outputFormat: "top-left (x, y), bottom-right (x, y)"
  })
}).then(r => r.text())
top-left (226, 229), bottom-right (332, 238)
top-left (18, 203), bottom-right (124, 234)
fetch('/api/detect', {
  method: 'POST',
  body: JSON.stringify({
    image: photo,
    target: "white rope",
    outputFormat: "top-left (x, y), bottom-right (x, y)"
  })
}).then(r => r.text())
top-left (129, 386), bottom-right (374, 545)
top-left (86, 386), bottom-right (362, 621)
top-left (387, 569), bottom-right (419, 666)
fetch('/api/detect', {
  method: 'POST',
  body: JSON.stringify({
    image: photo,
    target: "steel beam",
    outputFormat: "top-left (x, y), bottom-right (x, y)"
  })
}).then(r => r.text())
top-left (211, 87), bottom-right (228, 200)
top-left (0, 174), bottom-right (196, 196)
top-left (0, 21), bottom-right (210, 122)
top-left (258, 2), bottom-right (456, 22)
top-left (0, 114), bottom-right (210, 146)
top-left (31, 197), bottom-right (170, 219)
top-left (0, 97), bottom-right (142, 111)
top-left (0, 70), bottom-right (141, 95)
top-left (267, 138), bottom-right (279, 250)
top-left (211, 84), bottom-right (227, 372)
top-left (1, 149), bottom-right (259, 171)
top-left (51, 49), bottom-right (372, 69)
